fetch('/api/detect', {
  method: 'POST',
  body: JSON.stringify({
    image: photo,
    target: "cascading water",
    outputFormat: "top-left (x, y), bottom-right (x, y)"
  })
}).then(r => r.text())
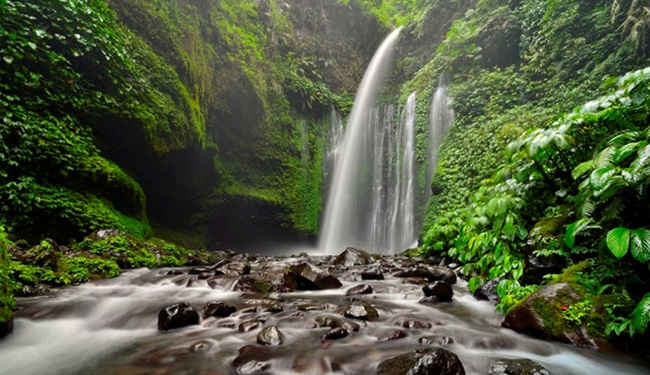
top-left (426, 78), bottom-right (454, 198)
top-left (319, 27), bottom-right (402, 254)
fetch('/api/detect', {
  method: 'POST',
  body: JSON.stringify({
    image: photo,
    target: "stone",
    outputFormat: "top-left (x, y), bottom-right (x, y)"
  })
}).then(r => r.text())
top-left (157, 302), bottom-right (200, 331)
top-left (422, 281), bottom-right (453, 302)
top-left (346, 284), bottom-right (373, 296)
top-left (315, 316), bottom-right (361, 332)
top-left (375, 348), bottom-right (465, 375)
top-left (221, 261), bottom-right (251, 276)
top-left (266, 301), bottom-right (284, 313)
top-left (232, 345), bottom-right (273, 375)
top-left (190, 341), bottom-right (212, 352)
top-left (323, 327), bottom-right (349, 340)
top-left (204, 301), bottom-right (237, 318)
top-left (402, 277), bottom-right (428, 286)
top-left (361, 268), bottom-right (384, 280)
top-left (502, 283), bottom-right (601, 348)
top-left (284, 263), bottom-right (342, 290)
top-left (488, 359), bottom-right (553, 375)
top-left (333, 247), bottom-right (373, 267)
top-left (419, 335), bottom-right (454, 345)
top-left (377, 329), bottom-right (407, 341)
top-left (344, 302), bottom-right (379, 321)
top-left (257, 325), bottom-right (284, 346)
top-left (474, 277), bottom-right (503, 303)
top-left (393, 266), bottom-right (457, 284)
top-left (395, 318), bottom-right (432, 329)
top-left (239, 320), bottom-right (261, 332)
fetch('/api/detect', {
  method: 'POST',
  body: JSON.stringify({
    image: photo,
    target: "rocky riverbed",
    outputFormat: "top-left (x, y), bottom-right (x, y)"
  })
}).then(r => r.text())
top-left (0, 248), bottom-right (648, 375)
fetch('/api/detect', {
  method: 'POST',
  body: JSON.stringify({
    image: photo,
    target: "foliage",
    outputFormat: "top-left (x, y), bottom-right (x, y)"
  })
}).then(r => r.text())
top-left (0, 227), bottom-right (15, 327)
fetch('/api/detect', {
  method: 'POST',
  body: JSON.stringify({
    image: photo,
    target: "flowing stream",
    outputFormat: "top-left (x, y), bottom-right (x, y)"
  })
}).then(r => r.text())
top-left (1, 255), bottom-right (647, 375)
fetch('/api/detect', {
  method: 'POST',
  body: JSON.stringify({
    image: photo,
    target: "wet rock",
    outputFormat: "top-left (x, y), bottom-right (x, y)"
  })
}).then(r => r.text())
top-left (396, 318), bottom-right (432, 329)
top-left (522, 254), bottom-right (568, 286)
top-left (88, 228), bottom-right (125, 241)
top-left (474, 277), bottom-right (503, 303)
top-left (266, 301), bottom-right (284, 313)
top-left (375, 348), bottom-right (465, 375)
top-left (394, 266), bottom-right (457, 284)
top-left (334, 247), bottom-right (373, 267)
top-left (221, 261), bottom-right (251, 276)
top-left (346, 284), bottom-right (373, 296)
top-left (190, 341), bottom-right (212, 352)
top-left (292, 352), bottom-right (330, 373)
top-left (419, 335), bottom-right (454, 345)
top-left (157, 302), bottom-right (200, 331)
top-left (489, 359), bottom-right (553, 375)
top-left (284, 263), bottom-right (342, 290)
top-left (197, 272), bottom-right (212, 280)
top-left (402, 277), bottom-right (428, 286)
top-left (189, 267), bottom-right (212, 275)
top-left (361, 268), bottom-right (384, 280)
top-left (0, 319), bottom-right (12, 339)
top-left (502, 283), bottom-right (602, 348)
top-left (204, 301), bottom-right (237, 318)
top-left (315, 316), bottom-right (361, 332)
top-left (239, 320), bottom-right (261, 332)
top-left (422, 281), bottom-right (453, 302)
top-left (232, 345), bottom-right (273, 375)
top-left (344, 302), bottom-right (379, 321)
top-left (377, 329), bottom-right (407, 341)
top-left (323, 327), bottom-right (349, 340)
top-left (257, 325), bottom-right (284, 346)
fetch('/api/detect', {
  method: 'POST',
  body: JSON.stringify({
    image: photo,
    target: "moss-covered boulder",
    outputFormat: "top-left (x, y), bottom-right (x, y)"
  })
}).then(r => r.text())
top-left (502, 282), bottom-right (607, 349)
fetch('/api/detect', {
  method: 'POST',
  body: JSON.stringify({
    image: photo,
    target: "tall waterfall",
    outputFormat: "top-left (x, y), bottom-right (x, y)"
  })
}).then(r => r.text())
top-left (426, 79), bottom-right (454, 198)
top-left (319, 28), bottom-right (402, 254)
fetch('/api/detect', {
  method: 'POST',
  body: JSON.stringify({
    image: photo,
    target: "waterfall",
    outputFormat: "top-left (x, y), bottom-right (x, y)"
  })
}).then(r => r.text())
top-left (319, 28), bottom-right (402, 254)
top-left (426, 78), bottom-right (454, 200)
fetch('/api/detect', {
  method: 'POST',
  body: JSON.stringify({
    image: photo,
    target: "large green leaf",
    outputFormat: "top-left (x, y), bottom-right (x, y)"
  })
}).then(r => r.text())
top-left (630, 229), bottom-right (650, 263)
top-left (572, 160), bottom-right (593, 180)
top-left (631, 293), bottom-right (650, 336)
top-left (606, 227), bottom-right (630, 258)
top-left (589, 167), bottom-right (615, 190)
top-left (564, 218), bottom-right (598, 249)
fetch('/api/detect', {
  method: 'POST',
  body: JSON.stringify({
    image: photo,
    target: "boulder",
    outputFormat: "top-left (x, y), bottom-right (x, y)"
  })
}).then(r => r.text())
top-left (323, 327), bottom-right (349, 340)
top-left (376, 329), bottom-right (407, 341)
top-left (396, 318), bottom-right (432, 329)
top-left (315, 315), bottom-right (361, 332)
top-left (257, 325), bottom-right (284, 346)
top-left (375, 348), bottom-right (465, 375)
top-left (522, 254), bottom-right (568, 285)
top-left (474, 277), bottom-right (503, 303)
top-left (489, 359), bottom-right (553, 375)
top-left (419, 335), bottom-right (454, 345)
top-left (502, 283), bottom-right (602, 348)
top-left (344, 302), bottom-right (379, 321)
top-left (361, 268), bottom-right (384, 280)
top-left (334, 247), bottom-right (373, 267)
top-left (346, 284), bottom-right (373, 296)
top-left (394, 266), bottom-right (457, 284)
top-left (422, 281), bottom-right (453, 302)
top-left (239, 321), bottom-right (261, 332)
top-left (204, 301), bottom-right (237, 318)
top-left (284, 263), bottom-right (342, 290)
top-left (232, 345), bottom-right (273, 375)
top-left (157, 302), bottom-right (200, 331)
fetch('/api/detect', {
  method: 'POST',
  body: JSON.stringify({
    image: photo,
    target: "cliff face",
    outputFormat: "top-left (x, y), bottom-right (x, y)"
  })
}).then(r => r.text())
top-left (0, 0), bottom-right (385, 248)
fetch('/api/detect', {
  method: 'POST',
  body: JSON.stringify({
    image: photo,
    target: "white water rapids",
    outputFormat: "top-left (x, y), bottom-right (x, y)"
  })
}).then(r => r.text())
top-left (0, 256), bottom-right (647, 375)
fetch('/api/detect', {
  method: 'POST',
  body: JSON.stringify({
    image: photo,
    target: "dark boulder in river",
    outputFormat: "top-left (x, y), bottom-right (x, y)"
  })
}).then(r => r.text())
top-left (422, 280), bottom-right (453, 302)
top-left (346, 284), bottom-right (373, 295)
top-left (474, 277), bottom-right (503, 303)
top-left (157, 302), bottom-right (200, 331)
top-left (284, 263), bottom-right (342, 290)
top-left (489, 359), bottom-right (553, 375)
top-left (203, 301), bottom-right (237, 318)
top-left (344, 301), bottom-right (379, 321)
top-left (334, 247), bottom-right (373, 266)
top-left (375, 348), bottom-right (465, 375)
top-left (257, 325), bottom-right (284, 346)
top-left (394, 266), bottom-right (457, 284)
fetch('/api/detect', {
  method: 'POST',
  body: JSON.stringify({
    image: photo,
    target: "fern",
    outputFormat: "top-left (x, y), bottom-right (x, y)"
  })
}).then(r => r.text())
top-left (572, 160), bottom-right (594, 180)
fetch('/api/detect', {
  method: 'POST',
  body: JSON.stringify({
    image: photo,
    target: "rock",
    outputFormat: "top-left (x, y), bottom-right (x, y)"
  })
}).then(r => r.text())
top-left (489, 359), bottom-right (553, 375)
top-left (502, 283), bottom-right (602, 348)
top-left (284, 263), bottom-right (342, 290)
top-left (344, 302), bottom-right (379, 321)
top-left (396, 319), bottom-right (432, 329)
top-left (334, 247), bottom-right (373, 267)
top-left (346, 284), bottom-right (373, 296)
top-left (0, 318), bottom-right (13, 339)
top-left (375, 348), bottom-right (465, 375)
top-left (257, 325), bottom-right (284, 346)
top-left (402, 277), bottom-right (428, 286)
top-left (315, 316), bottom-right (361, 332)
top-left (88, 228), bottom-right (125, 241)
top-left (323, 327), bottom-right (349, 340)
top-left (204, 301), bottom-right (237, 318)
top-left (522, 254), bottom-right (568, 285)
top-left (361, 268), bottom-right (384, 280)
top-left (266, 301), bottom-right (284, 313)
top-left (292, 352), bottom-right (330, 373)
top-left (239, 320), bottom-right (261, 332)
top-left (221, 261), bottom-right (251, 276)
top-left (157, 302), bottom-right (200, 331)
top-left (377, 329), bottom-right (407, 341)
top-left (190, 341), bottom-right (212, 352)
top-left (232, 345), bottom-right (273, 375)
top-left (474, 277), bottom-right (503, 303)
top-left (394, 266), bottom-right (457, 284)
top-left (189, 267), bottom-right (212, 275)
top-left (419, 335), bottom-right (454, 345)
top-left (422, 281), bottom-right (453, 302)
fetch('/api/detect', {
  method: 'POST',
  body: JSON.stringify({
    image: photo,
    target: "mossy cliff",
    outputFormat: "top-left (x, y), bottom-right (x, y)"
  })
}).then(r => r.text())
top-left (0, 0), bottom-right (386, 248)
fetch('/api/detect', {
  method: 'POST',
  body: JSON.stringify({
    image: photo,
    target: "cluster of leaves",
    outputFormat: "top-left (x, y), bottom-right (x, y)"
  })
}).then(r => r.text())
top-left (337, 0), bottom-right (430, 27)
top-left (423, 67), bottom-right (650, 337)
top-left (0, 227), bottom-right (15, 327)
